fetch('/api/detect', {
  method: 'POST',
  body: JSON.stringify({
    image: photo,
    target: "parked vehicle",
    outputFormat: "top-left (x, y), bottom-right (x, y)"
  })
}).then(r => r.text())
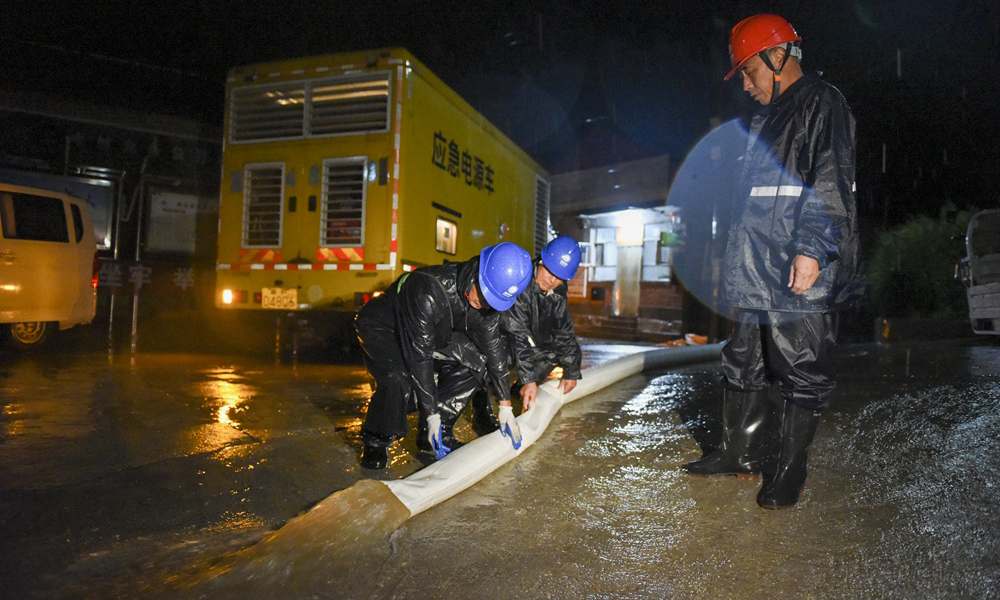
top-left (0, 183), bottom-right (98, 349)
top-left (956, 208), bottom-right (1000, 335)
top-left (214, 48), bottom-right (550, 320)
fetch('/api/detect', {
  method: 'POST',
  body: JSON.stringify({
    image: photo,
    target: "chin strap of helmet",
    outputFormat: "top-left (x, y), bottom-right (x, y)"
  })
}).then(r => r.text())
top-left (757, 42), bottom-right (796, 104)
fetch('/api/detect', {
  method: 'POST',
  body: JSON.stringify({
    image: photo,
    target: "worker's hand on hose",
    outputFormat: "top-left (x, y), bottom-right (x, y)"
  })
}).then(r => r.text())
top-left (558, 379), bottom-right (578, 395)
top-left (520, 382), bottom-right (539, 411)
top-left (425, 413), bottom-right (450, 460)
top-left (498, 403), bottom-right (522, 450)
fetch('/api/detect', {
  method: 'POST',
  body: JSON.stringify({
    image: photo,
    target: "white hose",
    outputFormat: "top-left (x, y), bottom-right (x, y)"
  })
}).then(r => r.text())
top-left (386, 343), bottom-right (721, 515)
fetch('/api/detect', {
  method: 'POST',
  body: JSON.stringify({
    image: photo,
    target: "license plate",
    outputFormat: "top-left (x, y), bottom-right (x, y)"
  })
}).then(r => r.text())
top-left (261, 287), bottom-right (297, 309)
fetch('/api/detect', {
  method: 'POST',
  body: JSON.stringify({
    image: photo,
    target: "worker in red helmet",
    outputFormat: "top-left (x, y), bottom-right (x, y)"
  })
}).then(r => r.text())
top-left (725, 13), bottom-right (803, 104)
top-left (682, 14), bottom-right (865, 509)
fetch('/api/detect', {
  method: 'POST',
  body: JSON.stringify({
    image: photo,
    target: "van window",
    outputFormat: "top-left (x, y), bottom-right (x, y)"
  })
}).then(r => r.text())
top-left (0, 192), bottom-right (69, 242)
top-left (971, 211), bottom-right (1000, 257)
top-left (71, 204), bottom-right (85, 243)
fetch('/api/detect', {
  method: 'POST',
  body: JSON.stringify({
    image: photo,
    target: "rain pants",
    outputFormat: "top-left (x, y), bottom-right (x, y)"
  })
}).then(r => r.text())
top-left (720, 71), bottom-right (864, 410)
top-left (500, 263), bottom-right (582, 385)
top-left (355, 256), bottom-right (510, 443)
top-left (433, 331), bottom-right (493, 424)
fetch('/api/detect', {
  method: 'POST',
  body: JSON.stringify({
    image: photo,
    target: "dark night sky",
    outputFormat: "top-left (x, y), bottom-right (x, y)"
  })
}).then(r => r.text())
top-left (3, 0), bottom-right (999, 226)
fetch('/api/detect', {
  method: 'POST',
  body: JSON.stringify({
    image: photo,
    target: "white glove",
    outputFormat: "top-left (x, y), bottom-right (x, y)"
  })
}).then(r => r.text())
top-left (498, 405), bottom-right (522, 450)
top-left (425, 413), bottom-right (450, 459)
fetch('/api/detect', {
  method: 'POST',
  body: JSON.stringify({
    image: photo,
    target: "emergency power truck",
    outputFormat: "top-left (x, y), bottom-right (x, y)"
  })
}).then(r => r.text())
top-left (216, 48), bottom-right (550, 320)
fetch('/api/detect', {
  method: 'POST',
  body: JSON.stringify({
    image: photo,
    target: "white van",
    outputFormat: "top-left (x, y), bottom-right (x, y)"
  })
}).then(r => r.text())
top-left (0, 183), bottom-right (98, 349)
top-left (956, 209), bottom-right (1000, 335)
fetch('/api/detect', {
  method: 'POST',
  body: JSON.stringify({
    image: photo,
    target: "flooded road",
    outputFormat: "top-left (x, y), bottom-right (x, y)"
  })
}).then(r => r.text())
top-left (2, 338), bottom-right (998, 599)
top-left (0, 347), bottom-right (374, 600)
top-left (351, 342), bottom-right (1000, 600)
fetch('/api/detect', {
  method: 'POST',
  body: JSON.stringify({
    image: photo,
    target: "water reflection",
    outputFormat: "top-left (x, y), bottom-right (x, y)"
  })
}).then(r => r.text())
top-left (196, 373), bottom-right (254, 428)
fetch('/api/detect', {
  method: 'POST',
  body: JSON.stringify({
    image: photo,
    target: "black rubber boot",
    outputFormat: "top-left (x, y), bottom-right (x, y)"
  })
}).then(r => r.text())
top-left (682, 389), bottom-right (773, 478)
top-left (471, 390), bottom-right (500, 435)
top-left (360, 433), bottom-right (391, 470)
top-left (757, 401), bottom-right (822, 509)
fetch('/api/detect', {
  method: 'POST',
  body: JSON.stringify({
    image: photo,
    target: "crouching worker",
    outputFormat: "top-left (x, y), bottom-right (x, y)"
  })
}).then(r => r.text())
top-left (501, 236), bottom-right (583, 411)
top-left (355, 242), bottom-right (533, 470)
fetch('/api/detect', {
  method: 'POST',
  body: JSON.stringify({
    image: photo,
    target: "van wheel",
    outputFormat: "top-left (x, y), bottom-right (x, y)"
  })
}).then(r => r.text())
top-left (4, 322), bottom-right (55, 349)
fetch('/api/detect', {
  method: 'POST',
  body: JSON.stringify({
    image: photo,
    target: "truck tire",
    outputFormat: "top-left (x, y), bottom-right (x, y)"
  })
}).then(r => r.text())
top-left (4, 322), bottom-right (56, 350)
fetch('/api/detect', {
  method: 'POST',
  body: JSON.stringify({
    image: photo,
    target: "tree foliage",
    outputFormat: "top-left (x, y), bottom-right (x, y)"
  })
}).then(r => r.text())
top-left (866, 207), bottom-right (971, 319)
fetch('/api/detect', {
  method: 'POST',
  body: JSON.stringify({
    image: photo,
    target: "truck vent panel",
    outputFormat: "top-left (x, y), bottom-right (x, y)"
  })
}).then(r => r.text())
top-left (230, 84), bottom-right (306, 142)
top-left (243, 165), bottom-right (284, 247)
top-left (309, 76), bottom-right (391, 136)
top-left (230, 73), bottom-right (390, 143)
top-left (321, 158), bottom-right (366, 247)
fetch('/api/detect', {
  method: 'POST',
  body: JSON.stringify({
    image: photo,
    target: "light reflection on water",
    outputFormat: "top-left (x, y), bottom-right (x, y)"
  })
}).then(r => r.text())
top-left (620, 372), bottom-right (696, 415)
top-left (575, 371), bottom-right (708, 457)
top-left (211, 510), bottom-right (268, 531)
top-left (195, 375), bottom-right (255, 428)
top-left (1, 402), bottom-right (27, 437)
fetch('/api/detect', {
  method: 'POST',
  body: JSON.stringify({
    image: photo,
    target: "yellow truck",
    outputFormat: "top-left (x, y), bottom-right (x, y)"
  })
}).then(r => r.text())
top-left (215, 48), bottom-right (550, 321)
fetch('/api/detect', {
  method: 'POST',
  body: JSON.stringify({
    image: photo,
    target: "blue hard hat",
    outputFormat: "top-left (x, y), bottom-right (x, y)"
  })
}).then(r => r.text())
top-left (540, 236), bottom-right (581, 281)
top-left (478, 242), bottom-right (532, 311)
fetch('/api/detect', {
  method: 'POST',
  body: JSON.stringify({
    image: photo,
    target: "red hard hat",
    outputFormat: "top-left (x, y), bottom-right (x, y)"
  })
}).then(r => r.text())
top-left (725, 14), bottom-right (801, 80)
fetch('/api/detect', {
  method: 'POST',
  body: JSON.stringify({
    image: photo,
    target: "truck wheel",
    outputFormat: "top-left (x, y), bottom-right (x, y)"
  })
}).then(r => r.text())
top-left (4, 322), bottom-right (55, 350)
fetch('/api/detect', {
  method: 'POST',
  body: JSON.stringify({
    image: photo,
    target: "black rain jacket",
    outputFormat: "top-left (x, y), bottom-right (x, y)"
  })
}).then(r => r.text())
top-left (721, 71), bottom-right (864, 312)
top-left (356, 256), bottom-right (510, 417)
top-left (500, 261), bottom-right (583, 383)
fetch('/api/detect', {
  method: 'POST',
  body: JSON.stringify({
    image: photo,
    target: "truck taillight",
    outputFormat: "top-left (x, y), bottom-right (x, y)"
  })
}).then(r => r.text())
top-left (92, 254), bottom-right (100, 289)
top-left (222, 289), bottom-right (248, 304)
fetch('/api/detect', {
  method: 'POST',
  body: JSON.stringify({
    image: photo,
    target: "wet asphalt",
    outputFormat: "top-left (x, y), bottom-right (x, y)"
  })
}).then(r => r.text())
top-left (1, 333), bottom-right (999, 599)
